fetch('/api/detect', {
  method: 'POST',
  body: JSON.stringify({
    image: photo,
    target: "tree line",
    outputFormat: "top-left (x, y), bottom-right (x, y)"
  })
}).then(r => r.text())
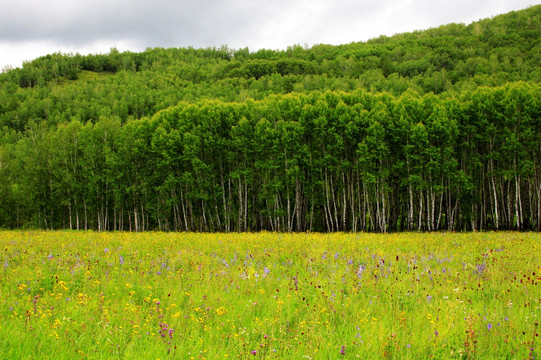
top-left (0, 83), bottom-right (539, 232)
top-left (0, 5), bottom-right (539, 232)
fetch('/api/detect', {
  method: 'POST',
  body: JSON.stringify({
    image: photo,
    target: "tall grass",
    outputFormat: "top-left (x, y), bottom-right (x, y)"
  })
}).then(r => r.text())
top-left (1, 231), bottom-right (539, 359)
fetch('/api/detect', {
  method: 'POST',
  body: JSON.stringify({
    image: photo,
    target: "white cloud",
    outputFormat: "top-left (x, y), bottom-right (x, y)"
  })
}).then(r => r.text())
top-left (0, 0), bottom-right (537, 69)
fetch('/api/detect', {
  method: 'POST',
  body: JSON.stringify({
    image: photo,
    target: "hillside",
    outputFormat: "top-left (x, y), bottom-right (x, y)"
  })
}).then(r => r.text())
top-left (1, 5), bottom-right (539, 132)
top-left (0, 5), bottom-right (539, 231)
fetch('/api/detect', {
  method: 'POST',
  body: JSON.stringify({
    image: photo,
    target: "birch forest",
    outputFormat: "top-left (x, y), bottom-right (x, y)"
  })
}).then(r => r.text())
top-left (0, 5), bottom-right (539, 232)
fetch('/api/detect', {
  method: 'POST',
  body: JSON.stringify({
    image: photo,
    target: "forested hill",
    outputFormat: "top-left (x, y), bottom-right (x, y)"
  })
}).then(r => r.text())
top-left (1, 5), bottom-right (540, 132)
top-left (0, 5), bottom-right (539, 232)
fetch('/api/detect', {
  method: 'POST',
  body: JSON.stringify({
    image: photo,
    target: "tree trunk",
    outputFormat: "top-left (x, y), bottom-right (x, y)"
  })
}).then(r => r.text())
top-left (295, 177), bottom-right (302, 232)
top-left (84, 199), bottom-right (88, 230)
top-left (330, 175), bottom-right (339, 231)
top-left (244, 179), bottom-right (248, 231)
top-left (238, 177), bottom-right (243, 232)
top-left (134, 206), bottom-right (139, 232)
top-left (491, 175), bottom-right (499, 230)
top-left (436, 192), bottom-right (443, 230)
top-left (375, 180), bottom-right (381, 232)
top-left (324, 170), bottom-right (334, 232)
top-left (68, 201), bottom-right (72, 230)
top-left (408, 184), bottom-right (414, 231)
top-left (201, 200), bottom-right (208, 232)
top-left (418, 189), bottom-right (423, 231)
top-left (180, 188), bottom-right (189, 231)
top-left (342, 172), bottom-right (347, 231)
top-left (515, 172), bottom-right (522, 231)
top-left (381, 180), bottom-right (387, 233)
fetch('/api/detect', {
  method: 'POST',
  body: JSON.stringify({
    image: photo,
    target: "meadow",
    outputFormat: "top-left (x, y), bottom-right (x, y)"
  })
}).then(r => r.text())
top-left (0, 231), bottom-right (539, 359)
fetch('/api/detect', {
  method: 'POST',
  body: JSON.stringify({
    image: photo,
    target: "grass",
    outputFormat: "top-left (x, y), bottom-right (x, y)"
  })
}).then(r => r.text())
top-left (77, 70), bottom-right (116, 81)
top-left (1, 231), bottom-right (539, 359)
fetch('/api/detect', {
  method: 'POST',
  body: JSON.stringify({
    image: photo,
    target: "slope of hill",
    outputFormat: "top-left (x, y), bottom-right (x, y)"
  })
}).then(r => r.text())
top-left (0, 5), bottom-right (539, 132)
top-left (0, 5), bottom-right (539, 232)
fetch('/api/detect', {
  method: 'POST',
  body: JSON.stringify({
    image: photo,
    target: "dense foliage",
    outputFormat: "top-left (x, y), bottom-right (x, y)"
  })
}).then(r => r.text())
top-left (0, 5), bottom-right (539, 231)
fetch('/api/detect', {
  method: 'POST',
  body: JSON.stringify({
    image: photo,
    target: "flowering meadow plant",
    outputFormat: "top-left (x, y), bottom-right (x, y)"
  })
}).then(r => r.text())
top-left (0, 231), bottom-right (539, 359)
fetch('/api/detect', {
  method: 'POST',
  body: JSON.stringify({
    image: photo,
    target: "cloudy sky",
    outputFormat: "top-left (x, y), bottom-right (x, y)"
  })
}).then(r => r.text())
top-left (0, 0), bottom-right (536, 69)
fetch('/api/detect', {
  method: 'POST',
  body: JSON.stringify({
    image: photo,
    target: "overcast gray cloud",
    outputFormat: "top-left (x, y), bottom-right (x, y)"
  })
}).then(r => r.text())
top-left (0, 0), bottom-right (537, 69)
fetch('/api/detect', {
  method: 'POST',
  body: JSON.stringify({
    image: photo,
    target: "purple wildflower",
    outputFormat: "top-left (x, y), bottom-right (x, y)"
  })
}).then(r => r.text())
top-left (476, 263), bottom-right (486, 274)
top-left (158, 322), bottom-right (174, 340)
top-left (356, 265), bottom-right (365, 278)
top-left (119, 255), bottom-right (124, 265)
top-left (340, 345), bottom-right (346, 355)
top-left (251, 350), bottom-right (257, 356)
top-left (487, 323), bottom-right (492, 330)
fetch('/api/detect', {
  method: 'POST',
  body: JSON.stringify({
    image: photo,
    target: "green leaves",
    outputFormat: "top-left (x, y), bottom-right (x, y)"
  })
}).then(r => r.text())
top-left (0, 5), bottom-right (540, 231)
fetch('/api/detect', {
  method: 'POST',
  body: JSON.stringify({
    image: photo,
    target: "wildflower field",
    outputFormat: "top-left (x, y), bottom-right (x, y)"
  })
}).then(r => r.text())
top-left (1, 231), bottom-right (539, 359)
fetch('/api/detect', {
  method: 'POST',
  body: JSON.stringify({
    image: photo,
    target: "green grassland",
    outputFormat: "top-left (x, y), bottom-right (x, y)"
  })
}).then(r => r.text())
top-left (1, 231), bottom-right (539, 359)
